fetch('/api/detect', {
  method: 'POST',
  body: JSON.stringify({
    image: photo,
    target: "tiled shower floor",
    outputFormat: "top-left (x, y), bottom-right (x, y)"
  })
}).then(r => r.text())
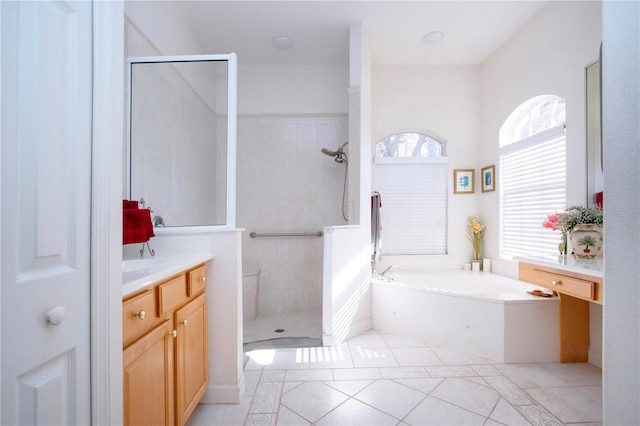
top-left (243, 314), bottom-right (322, 344)
top-left (189, 329), bottom-right (603, 426)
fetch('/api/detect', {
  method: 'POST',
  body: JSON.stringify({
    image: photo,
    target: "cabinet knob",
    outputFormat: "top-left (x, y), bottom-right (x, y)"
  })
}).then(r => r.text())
top-left (170, 330), bottom-right (177, 338)
top-left (200, 276), bottom-right (206, 283)
top-left (551, 280), bottom-right (562, 286)
top-left (181, 319), bottom-right (188, 326)
top-left (134, 310), bottom-right (146, 320)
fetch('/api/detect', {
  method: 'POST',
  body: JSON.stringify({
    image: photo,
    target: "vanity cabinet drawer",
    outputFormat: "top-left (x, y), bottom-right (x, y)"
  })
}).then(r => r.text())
top-left (188, 264), bottom-right (207, 297)
top-left (123, 289), bottom-right (156, 345)
top-left (536, 270), bottom-right (595, 301)
top-left (157, 274), bottom-right (187, 316)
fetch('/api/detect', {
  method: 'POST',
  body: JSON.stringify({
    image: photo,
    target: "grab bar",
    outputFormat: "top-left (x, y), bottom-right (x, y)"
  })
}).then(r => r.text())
top-left (249, 231), bottom-right (324, 239)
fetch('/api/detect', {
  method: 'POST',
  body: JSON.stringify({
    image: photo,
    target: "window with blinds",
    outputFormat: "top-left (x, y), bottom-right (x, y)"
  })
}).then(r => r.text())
top-left (374, 132), bottom-right (448, 255)
top-left (499, 96), bottom-right (566, 258)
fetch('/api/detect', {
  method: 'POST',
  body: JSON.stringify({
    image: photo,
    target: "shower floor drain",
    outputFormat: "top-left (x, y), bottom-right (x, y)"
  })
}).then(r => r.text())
top-left (274, 329), bottom-right (285, 333)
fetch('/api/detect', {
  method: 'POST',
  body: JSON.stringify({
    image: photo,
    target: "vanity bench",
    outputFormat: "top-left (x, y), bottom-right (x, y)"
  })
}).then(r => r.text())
top-left (518, 257), bottom-right (602, 363)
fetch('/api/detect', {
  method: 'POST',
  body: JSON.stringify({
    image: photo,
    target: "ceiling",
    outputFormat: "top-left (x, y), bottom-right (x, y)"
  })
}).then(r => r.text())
top-left (167, 0), bottom-right (547, 66)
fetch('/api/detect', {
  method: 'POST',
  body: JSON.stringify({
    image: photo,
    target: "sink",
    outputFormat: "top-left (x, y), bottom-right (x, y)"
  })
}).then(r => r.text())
top-left (122, 258), bottom-right (164, 273)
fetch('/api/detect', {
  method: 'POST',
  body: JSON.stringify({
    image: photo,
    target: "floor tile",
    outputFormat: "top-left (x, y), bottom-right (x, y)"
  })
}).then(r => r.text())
top-left (189, 327), bottom-right (604, 426)
top-left (346, 333), bottom-right (388, 349)
top-left (249, 382), bottom-right (283, 414)
top-left (430, 377), bottom-right (500, 417)
top-left (315, 398), bottom-right (399, 425)
top-left (516, 404), bottom-right (564, 426)
top-left (276, 406), bottom-right (312, 425)
top-left (489, 397), bottom-right (531, 425)
top-left (471, 364), bottom-right (502, 376)
top-left (540, 362), bottom-right (603, 386)
top-left (350, 348), bottom-right (399, 367)
top-left (332, 367), bottom-right (382, 381)
top-left (379, 366), bottom-right (429, 379)
top-left (404, 395), bottom-right (487, 425)
top-left (324, 380), bottom-right (374, 396)
top-left (494, 363), bottom-right (569, 388)
top-left (392, 377), bottom-right (444, 395)
top-left (391, 347), bottom-right (443, 366)
top-left (526, 386), bottom-right (603, 423)
top-left (285, 368), bottom-right (333, 382)
top-left (575, 385), bottom-right (603, 404)
top-left (485, 375), bottom-right (536, 406)
top-left (354, 379), bottom-right (427, 419)
top-left (425, 365), bottom-right (477, 377)
top-left (381, 333), bottom-right (427, 348)
top-left (246, 413), bottom-right (278, 425)
top-left (431, 347), bottom-right (497, 365)
top-left (185, 400), bottom-right (251, 426)
top-left (280, 382), bottom-right (349, 423)
top-left (308, 346), bottom-right (355, 368)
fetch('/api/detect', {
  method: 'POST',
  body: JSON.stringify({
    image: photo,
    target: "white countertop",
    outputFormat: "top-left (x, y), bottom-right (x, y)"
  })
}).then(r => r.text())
top-left (516, 255), bottom-right (603, 278)
top-left (122, 252), bottom-right (214, 297)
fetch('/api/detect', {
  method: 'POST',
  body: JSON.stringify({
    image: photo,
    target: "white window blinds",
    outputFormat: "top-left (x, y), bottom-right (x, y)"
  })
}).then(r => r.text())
top-left (374, 158), bottom-right (448, 255)
top-left (500, 125), bottom-right (566, 258)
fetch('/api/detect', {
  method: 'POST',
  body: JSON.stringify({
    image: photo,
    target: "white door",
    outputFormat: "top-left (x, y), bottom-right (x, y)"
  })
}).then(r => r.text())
top-left (1, 1), bottom-right (93, 424)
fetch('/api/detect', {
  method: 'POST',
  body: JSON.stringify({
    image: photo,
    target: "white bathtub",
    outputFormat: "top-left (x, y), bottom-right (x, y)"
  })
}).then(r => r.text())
top-left (372, 270), bottom-right (559, 363)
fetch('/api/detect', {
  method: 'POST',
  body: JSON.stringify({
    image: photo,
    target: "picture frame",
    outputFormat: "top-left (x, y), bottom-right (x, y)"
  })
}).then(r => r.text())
top-left (453, 169), bottom-right (475, 194)
top-left (481, 165), bottom-right (496, 192)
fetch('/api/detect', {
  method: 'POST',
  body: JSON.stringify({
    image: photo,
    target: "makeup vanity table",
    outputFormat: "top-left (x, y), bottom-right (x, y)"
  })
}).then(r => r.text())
top-left (518, 256), bottom-right (603, 363)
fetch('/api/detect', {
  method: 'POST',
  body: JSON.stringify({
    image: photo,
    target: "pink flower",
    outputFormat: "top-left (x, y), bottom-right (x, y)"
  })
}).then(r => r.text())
top-left (542, 213), bottom-right (561, 231)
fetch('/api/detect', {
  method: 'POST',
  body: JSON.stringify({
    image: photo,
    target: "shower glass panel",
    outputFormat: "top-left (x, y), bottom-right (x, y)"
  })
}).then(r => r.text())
top-left (126, 54), bottom-right (237, 228)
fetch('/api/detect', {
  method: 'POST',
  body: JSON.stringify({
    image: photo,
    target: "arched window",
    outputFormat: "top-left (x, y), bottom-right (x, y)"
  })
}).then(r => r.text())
top-left (499, 96), bottom-right (566, 258)
top-left (374, 132), bottom-right (448, 255)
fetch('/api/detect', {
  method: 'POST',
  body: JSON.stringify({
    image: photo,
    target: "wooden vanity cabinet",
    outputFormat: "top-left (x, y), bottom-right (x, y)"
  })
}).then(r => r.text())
top-left (123, 263), bottom-right (208, 426)
top-left (123, 320), bottom-right (175, 426)
top-left (519, 262), bottom-right (602, 363)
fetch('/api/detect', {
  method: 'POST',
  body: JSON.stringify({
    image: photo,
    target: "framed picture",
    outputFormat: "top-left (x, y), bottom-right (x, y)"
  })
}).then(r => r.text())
top-left (481, 165), bottom-right (496, 192)
top-left (454, 169), bottom-right (475, 194)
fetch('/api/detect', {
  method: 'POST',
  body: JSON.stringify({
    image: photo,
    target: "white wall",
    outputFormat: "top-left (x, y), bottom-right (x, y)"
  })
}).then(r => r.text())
top-left (238, 65), bottom-right (349, 115)
top-left (372, 65), bottom-right (481, 259)
top-left (602, 1), bottom-right (640, 423)
top-left (479, 1), bottom-right (602, 260)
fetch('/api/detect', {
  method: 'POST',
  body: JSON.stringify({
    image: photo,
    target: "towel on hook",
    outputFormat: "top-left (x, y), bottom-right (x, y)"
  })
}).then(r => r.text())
top-left (123, 200), bottom-right (154, 244)
top-left (123, 200), bottom-right (139, 209)
top-left (371, 191), bottom-right (383, 262)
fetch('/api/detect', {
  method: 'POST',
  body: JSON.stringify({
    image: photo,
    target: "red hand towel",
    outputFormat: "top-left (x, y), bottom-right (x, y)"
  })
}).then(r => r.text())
top-left (123, 208), bottom-right (155, 244)
top-left (123, 200), bottom-right (139, 209)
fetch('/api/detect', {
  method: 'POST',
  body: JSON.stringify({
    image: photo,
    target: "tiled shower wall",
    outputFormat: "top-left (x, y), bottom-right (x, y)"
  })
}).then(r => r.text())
top-left (237, 115), bottom-right (349, 316)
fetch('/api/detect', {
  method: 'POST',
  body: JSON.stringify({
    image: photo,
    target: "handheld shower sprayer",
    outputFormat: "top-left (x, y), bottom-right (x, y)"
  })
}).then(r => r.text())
top-left (321, 141), bottom-right (348, 164)
top-left (321, 141), bottom-right (350, 222)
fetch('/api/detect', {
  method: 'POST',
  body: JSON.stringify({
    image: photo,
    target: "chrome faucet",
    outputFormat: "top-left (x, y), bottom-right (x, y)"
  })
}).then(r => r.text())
top-left (153, 215), bottom-right (165, 227)
top-left (379, 265), bottom-right (398, 279)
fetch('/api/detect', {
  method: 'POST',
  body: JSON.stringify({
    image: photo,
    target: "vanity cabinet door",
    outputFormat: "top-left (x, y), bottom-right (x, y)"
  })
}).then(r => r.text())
top-left (123, 320), bottom-right (175, 426)
top-left (175, 293), bottom-right (208, 425)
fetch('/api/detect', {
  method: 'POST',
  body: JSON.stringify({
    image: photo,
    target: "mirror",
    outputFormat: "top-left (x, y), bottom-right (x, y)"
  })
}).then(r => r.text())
top-left (586, 58), bottom-right (602, 206)
top-left (126, 54), bottom-right (237, 228)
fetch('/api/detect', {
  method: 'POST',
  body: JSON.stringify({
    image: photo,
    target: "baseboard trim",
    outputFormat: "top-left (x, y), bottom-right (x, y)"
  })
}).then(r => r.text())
top-left (201, 373), bottom-right (245, 404)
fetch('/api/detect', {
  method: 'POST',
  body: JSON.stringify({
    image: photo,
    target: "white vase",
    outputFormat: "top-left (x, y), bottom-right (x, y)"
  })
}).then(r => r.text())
top-left (569, 224), bottom-right (603, 259)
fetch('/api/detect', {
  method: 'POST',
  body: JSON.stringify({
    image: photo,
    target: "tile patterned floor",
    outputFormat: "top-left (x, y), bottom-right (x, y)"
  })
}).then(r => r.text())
top-left (188, 329), bottom-right (603, 426)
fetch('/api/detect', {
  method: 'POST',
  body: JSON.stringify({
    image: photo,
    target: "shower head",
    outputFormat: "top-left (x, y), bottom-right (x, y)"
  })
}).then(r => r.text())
top-left (321, 141), bottom-right (349, 164)
top-left (321, 148), bottom-right (339, 157)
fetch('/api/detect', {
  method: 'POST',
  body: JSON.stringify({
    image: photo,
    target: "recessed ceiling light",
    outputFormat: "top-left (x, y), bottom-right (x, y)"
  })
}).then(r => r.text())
top-left (272, 36), bottom-right (293, 50)
top-left (422, 31), bottom-right (444, 45)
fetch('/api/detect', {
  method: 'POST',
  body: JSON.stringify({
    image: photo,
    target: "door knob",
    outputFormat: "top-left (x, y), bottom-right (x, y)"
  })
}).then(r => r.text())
top-left (46, 306), bottom-right (66, 326)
